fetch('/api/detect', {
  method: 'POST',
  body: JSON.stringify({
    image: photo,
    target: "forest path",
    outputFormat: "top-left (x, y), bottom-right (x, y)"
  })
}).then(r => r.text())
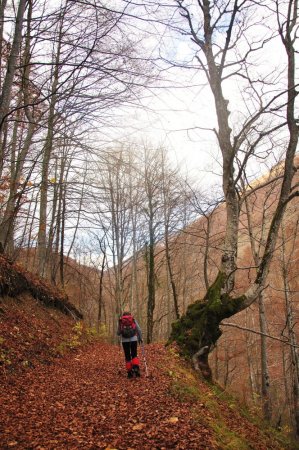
top-left (1, 342), bottom-right (215, 449)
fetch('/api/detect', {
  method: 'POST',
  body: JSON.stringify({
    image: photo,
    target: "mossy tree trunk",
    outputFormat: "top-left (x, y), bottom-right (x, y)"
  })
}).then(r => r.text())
top-left (169, 0), bottom-right (299, 380)
top-left (169, 272), bottom-right (245, 380)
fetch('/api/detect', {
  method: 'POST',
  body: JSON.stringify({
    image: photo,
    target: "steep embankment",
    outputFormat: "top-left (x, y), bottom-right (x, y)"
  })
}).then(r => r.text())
top-left (0, 253), bottom-right (83, 375)
top-left (0, 293), bottom-right (83, 374)
top-left (0, 254), bottom-right (82, 320)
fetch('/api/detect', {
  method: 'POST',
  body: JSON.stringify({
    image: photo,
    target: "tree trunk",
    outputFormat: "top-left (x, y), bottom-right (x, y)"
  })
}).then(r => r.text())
top-left (243, 187), bottom-right (272, 421)
top-left (0, 0), bottom-right (27, 176)
top-left (97, 247), bottom-right (106, 333)
top-left (37, 11), bottom-right (63, 277)
top-left (169, 0), bottom-right (298, 381)
top-left (0, 0), bottom-right (35, 251)
top-left (48, 158), bottom-right (60, 281)
top-left (165, 229), bottom-right (180, 320)
top-left (147, 215), bottom-right (155, 343)
top-left (258, 293), bottom-right (272, 421)
top-left (59, 184), bottom-right (66, 286)
top-left (0, 0), bottom-right (8, 89)
top-left (37, 97), bottom-right (58, 277)
top-left (281, 225), bottom-right (299, 436)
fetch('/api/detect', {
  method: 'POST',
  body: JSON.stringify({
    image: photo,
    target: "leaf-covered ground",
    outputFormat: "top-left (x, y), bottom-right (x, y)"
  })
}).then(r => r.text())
top-left (0, 339), bottom-right (291, 450)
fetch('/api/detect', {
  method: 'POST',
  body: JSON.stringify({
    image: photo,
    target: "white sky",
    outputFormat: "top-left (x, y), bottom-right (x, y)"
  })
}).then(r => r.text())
top-left (94, 0), bottom-right (294, 189)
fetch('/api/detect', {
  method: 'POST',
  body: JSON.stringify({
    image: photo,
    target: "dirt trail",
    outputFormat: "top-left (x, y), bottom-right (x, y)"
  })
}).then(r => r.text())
top-left (0, 342), bottom-right (287, 450)
top-left (1, 342), bottom-right (215, 449)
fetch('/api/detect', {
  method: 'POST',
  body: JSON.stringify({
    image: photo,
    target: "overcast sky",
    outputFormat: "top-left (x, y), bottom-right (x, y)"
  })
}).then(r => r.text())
top-left (95, 0), bottom-right (293, 188)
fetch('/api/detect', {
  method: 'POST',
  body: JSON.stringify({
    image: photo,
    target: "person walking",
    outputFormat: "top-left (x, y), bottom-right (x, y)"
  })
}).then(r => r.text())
top-left (117, 311), bottom-right (143, 378)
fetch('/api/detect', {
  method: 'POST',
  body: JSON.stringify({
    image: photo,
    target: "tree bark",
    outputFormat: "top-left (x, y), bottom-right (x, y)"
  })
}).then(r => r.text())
top-left (147, 212), bottom-right (155, 343)
top-left (0, 0), bottom-right (27, 176)
top-left (169, 0), bottom-right (298, 381)
top-left (165, 228), bottom-right (180, 320)
top-left (281, 224), bottom-right (299, 436)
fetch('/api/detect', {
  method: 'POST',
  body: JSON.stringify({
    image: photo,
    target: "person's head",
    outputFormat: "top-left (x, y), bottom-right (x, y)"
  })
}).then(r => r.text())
top-left (122, 311), bottom-right (131, 316)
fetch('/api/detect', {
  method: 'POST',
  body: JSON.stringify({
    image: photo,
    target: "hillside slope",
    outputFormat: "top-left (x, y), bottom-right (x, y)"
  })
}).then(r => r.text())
top-left (0, 251), bottom-right (87, 377)
top-left (0, 254), bottom-right (82, 320)
top-left (0, 293), bottom-right (82, 375)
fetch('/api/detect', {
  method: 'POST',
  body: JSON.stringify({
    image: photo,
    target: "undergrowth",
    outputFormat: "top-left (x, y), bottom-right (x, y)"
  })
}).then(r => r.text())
top-left (165, 346), bottom-right (297, 450)
top-left (55, 322), bottom-right (108, 355)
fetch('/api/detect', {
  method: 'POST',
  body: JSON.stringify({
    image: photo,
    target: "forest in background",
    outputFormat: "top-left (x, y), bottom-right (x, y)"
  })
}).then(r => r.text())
top-left (0, 0), bottom-right (298, 438)
top-left (46, 157), bottom-right (297, 435)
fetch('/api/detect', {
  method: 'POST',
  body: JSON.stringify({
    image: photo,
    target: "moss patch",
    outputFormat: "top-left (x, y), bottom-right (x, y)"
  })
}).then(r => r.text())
top-left (169, 271), bottom-right (245, 360)
top-left (164, 346), bottom-right (294, 450)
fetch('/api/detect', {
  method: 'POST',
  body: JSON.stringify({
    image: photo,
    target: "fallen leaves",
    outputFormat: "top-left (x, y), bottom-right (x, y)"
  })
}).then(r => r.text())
top-left (0, 342), bottom-right (216, 449)
top-left (132, 423), bottom-right (145, 431)
top-left (0, 321), bottom-right (285, 450)
top-left (167, 416), bottom-right (179, 424)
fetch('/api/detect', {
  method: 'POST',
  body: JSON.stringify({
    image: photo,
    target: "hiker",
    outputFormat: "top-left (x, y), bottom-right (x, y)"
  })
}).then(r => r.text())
top-left (117, 311), bottom-right (143, 378)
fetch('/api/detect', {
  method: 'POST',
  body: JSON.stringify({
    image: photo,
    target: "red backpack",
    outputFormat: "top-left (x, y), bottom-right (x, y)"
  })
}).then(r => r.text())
top-left (119, 313), bottom-right (137, 338)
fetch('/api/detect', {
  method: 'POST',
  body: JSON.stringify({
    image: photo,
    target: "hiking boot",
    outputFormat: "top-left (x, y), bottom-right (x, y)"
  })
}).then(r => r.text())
top-left (132, 365), bottom-right (140, 377)
top-left (127, 370), bottom-right (134, 379)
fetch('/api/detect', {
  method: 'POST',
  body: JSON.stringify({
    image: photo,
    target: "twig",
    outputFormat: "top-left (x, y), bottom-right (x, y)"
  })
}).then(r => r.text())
top-left (221, 322), bottom-right (299, 348)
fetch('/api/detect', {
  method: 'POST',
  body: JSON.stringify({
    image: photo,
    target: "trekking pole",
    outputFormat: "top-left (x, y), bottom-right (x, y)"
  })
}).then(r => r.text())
top-left (141, 342), bottom-right (149, 377)
top-left (117, 336), bottom-right (123, 375)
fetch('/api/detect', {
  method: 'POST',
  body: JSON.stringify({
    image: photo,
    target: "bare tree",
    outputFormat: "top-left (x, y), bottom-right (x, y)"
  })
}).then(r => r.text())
top-left (241, 173), bottom-right (280, 421)
top-left (166, 0), bottom-right (298, 380)
top-left (0, 0), bottom-right (40, 252)
top-left (0, 0), bottom-right (155, 277)
top-left (161, 152), bottom-right (186, 321)
top-left (138, 146), bottom-right (166, 343)
top-left (279, 216), bottom-right (299, 435)
top-left (0, 0), bottom-right (27, 176)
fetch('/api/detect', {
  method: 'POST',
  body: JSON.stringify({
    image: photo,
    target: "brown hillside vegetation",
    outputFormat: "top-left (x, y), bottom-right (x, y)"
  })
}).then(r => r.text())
top-left (0, 268), bottom-right (296, 449)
